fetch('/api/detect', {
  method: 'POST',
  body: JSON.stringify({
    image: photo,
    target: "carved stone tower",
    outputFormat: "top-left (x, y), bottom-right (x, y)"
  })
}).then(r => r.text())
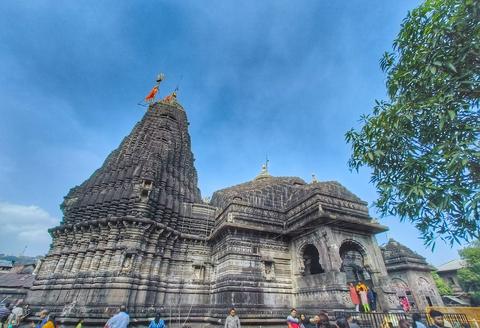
top-left (27, 99), bottom-right (215, 322)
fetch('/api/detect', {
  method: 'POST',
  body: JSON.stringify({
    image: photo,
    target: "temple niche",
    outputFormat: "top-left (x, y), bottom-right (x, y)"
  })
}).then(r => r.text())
top-left (302, 244), bottom-right (324, 275)
top-left (25, 95), bottom-right (442, 327)
top-left (340, 241), bottom-right (371, 283)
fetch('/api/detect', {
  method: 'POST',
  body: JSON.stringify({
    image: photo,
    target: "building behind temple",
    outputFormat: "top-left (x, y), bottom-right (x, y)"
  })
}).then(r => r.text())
top-left (25, 95), bottom-right (443, 326)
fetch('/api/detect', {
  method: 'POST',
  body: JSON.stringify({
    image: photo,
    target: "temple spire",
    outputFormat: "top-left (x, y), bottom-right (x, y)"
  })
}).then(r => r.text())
top-left (255, 161), bottom-right (271, 180)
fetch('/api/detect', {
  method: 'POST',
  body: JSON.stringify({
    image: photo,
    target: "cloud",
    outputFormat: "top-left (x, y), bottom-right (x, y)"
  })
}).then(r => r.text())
top-left (0, 202), bottom-right (59, 256)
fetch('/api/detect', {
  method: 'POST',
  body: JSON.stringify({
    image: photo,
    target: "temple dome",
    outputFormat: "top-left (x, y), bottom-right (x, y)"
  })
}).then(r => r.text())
top-left (210, 170), bottom-right (367, 213)
top-left (210, 176), bottom-right (307, 210)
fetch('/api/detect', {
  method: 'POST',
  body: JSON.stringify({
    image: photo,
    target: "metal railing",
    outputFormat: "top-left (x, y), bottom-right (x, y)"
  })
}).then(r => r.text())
top-left (333, 311), bottom-right (472, 328)
top-left (334, 311), bottom-right (408, 328)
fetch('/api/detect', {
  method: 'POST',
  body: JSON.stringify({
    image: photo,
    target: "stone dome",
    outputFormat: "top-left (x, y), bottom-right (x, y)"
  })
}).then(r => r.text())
top-left (210, 173), bottom-right (368, 213)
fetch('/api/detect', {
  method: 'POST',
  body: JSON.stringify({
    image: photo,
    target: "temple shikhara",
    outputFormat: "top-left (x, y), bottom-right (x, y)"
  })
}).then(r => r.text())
top-left (24, 84), bottom-right (443, 326)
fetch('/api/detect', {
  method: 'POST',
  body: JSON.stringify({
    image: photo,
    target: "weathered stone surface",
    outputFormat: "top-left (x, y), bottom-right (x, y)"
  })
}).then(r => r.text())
top-left (382, 239), bottom-right (443, 311)
top-left (25, 98), bottom-right (440, 326)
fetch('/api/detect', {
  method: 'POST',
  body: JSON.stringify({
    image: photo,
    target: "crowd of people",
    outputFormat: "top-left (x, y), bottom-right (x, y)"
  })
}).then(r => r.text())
top-left (0, 302), bottom-right (461, 328)
top-left (215, 307), bottom-right (450, 328)
top-left (0, 300), bottom-right (30, 328)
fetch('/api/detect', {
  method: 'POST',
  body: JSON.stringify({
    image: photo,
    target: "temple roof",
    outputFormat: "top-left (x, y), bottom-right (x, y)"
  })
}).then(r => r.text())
top-left (382, 238), bottom-right (434, 272)
top-left (210, 169), bottom-right (367, 213)
top-left (436, 259), bottom-right (466, 272)
top-left (210, 175), bottom-right (306, 210)
top-left (0, 272), bottom-right (35, 288)
top-left (382, 238), bottom-right (426, 261)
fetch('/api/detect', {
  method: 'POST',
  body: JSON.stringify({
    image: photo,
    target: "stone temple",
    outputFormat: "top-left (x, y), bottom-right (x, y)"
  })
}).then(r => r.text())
top-left (26, 96), bottom-right (443, 325)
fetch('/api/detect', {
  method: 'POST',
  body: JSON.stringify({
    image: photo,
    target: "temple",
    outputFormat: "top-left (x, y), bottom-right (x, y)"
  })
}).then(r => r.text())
top-left (25, 94), bottom-right (442, 326)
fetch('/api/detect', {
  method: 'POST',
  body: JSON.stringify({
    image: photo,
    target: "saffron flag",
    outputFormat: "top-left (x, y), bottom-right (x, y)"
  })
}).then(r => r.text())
top-left (145, 86), bottom-right (158, 102)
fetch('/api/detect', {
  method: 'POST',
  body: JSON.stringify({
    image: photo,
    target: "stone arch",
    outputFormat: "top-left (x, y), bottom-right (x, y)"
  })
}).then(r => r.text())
top-left (339, 239), bottom-right (367, 257)
top-left (301, 244), bottom-right (325, 275)
top-left (339, 239), bottom-right (370, 283)
top-left (391, 277), bottom-right (410, 296)
top-left (296, 241), bottom-right (325, 275)
top-left (417, 276), bottom-right (437, 306)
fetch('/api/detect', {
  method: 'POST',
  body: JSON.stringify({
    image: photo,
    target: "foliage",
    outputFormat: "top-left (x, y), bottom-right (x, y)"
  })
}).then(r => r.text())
top-left (432, 271), bottom-right (453, 295)
top-left (345, 0), bottom-right (480, 246)
top-left (457, 240), bottom-right (480, 294)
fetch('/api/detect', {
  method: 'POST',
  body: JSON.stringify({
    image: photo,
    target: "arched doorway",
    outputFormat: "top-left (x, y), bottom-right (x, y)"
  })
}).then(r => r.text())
top-left (417, 277), bottom-right (438, 307)
top-left (391, 278), bottom-right (417, 311)
top-left (339, 240), bottom-right (371, 283)
top-left (302, 244), bottom-right (324, 275)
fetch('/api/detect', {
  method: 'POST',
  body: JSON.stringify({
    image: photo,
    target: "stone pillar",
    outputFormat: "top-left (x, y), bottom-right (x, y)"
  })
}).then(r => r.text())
top-left (54, 254), bottom-right (67, 273)
top-left (44, 254), bottom-right (60, 275)
top-left (71, 253), bottom-right (85, 273)
top-left (90, 250), bottom-right (103, 271)
top-left (151, 257), bottom-right (162, 277)
top-left (111, 249), bottom-right (123, 271)
top-left (141, 253), bottom-right (154, 275)
top-left (321, 229), bottom-right (342, 271)
top-left (63, 254), bottom-right (73, 273)
top-left (81, 251), bottom-right (94, 271)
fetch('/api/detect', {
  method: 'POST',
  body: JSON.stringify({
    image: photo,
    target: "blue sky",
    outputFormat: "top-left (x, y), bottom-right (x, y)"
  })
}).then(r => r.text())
top-left (0, 1), bottom-right (465, 264)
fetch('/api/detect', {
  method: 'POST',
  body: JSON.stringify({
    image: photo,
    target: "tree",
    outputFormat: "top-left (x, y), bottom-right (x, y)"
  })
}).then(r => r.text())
top-left (432, 271), bottom-right (453, 296)
top-left (457, 240), bottom-right (480, 305)
top-left (345, 0), bottom-right (480, 247)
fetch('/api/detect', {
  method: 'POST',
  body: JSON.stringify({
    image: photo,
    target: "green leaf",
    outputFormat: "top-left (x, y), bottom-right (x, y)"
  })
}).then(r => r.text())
top-left (447, 62), bottom-right (458, 73)
top-left (448, 110), bottom-right (456, 120)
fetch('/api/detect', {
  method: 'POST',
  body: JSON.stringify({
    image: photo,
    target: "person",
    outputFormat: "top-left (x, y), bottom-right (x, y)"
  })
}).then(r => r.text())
top-left (149, 313), bottom-right (166, 328)
top-left (400, 297), bottom-right (410, 312)
top-left (412, 313), bottom-right (427, 328)
top-left (299, 314), bottom-right (307, 328)
top-left (429, 310), bottom-right (445, 328)
top-left (34, 309), bottom-right (55, 328)
top-left (224, 308), bottom-right (240, 328)
top-left (399, 319), bottom-right (411, 328)
top-left (335, 317), bottom-right (349, 328)
top-left (299, 314), bottom-right (316, 328)
top-left (75, 319), bottom-right (84, 328)
top-left (367, 287), bottom-right (377, 312)
top-left (7, 301), bottom-right (24, 328)
top-left (356, 282), bottom-right (370, 312)
top-left (348, 283), bottom-right (361, 312)
top-left (287, 309), bottom-right (300, 328)
top-left (346, 314), bottom-right (360, 328)
top-left (316, 313), bottom-right (331, 328)
top-left (48, 315), bottom-right (59, 328)
top-left (0, 303), bottom-right (11, 328)
top-left (105, 306), bottom-right (130, 328)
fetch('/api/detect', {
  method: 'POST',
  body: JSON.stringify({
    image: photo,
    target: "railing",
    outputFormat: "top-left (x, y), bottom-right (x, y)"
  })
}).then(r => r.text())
top-left (334, 311), bottom-right (472, 328)
top-left (334, 311), bottom-right (408, 328)
top-left (422, 312), bottom-right (472, 328)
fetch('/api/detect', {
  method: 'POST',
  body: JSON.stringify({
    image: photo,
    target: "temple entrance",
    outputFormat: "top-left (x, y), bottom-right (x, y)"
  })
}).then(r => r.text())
top-left (302, 244), bottom-right (324, 275)
top-left (339, 241), bottom-right (371, 283)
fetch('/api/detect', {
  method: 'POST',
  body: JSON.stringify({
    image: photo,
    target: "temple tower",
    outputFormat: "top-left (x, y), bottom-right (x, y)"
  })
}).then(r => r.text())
top-left (27, 99), bottom-right (215, 322)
